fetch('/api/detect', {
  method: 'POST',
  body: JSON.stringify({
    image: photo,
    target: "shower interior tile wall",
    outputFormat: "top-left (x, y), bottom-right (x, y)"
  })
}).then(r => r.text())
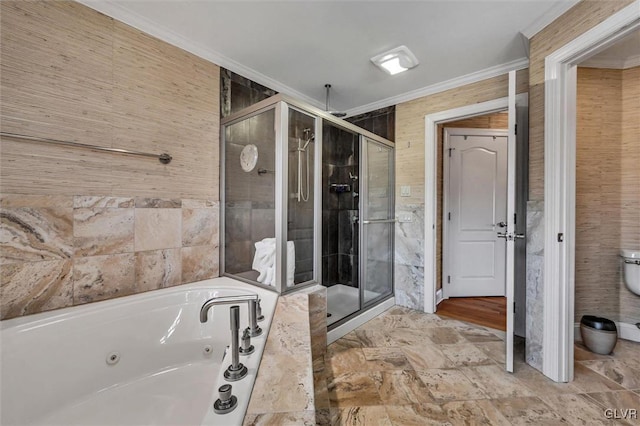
top-left (322, 125), bottom-right (359, 288)
top-left (346, 105), bottom-right (396, 142)
top-left (287, 113), bottom-right (316, 284)
top-left (224, 111), bottom-right (276, 276)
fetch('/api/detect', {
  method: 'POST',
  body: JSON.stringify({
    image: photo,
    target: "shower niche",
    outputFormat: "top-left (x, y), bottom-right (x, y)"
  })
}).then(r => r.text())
top-left (221, 95), bottom-right (394, 329)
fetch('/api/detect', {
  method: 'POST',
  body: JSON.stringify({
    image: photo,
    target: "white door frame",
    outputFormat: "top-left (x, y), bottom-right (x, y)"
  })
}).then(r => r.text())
top-left (543, 1), bottom-right (639, 383)
top-left (424, 94), bottom-right (526, 313)
top-left (442, 127), bottom-right (509, 299)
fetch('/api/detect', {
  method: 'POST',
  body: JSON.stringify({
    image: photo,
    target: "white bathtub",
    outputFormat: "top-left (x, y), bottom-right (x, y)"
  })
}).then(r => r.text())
top-left (0, 277), bottom-right (278, 426)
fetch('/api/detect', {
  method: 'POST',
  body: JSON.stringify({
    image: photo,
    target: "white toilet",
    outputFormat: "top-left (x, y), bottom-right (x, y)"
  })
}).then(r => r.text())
top-left (621, 249), bottom-right (640, 296)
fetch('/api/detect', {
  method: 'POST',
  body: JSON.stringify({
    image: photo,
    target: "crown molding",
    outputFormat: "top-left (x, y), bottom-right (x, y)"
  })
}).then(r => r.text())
top-left (343, 58), bottom-right (529, 118)
top-left (520, 0), bottom-right (582, 39)
top-left (76, 0), bottom-right (326, 110)
top-left (580, 54), bottom-right (640, 69)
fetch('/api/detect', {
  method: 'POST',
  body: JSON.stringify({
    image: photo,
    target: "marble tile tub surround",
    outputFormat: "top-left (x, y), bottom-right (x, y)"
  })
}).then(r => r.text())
top-left (0, 194), bottom-right (219, 320)
top-left (245, 293), bottom-right (316, 425)
top-left (319, 305), bottom-right (640, 425)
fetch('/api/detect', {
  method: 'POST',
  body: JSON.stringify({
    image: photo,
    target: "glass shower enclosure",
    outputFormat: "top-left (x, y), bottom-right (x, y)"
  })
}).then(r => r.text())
top-left (221, 94), bottom-right (394, 328)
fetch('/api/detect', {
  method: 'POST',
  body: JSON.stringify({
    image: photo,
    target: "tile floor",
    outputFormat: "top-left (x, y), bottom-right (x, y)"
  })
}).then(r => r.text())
top-left (315, 306), bottom-right (640, 425)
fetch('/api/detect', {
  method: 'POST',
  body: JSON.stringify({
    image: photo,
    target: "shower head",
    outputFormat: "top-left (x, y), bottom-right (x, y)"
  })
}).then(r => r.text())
top-left (324, 84), bottom-right (347, 118)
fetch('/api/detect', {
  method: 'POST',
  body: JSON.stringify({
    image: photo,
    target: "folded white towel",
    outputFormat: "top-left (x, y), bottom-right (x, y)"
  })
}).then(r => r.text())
top-left (252, 238), bottom-right (295, 287)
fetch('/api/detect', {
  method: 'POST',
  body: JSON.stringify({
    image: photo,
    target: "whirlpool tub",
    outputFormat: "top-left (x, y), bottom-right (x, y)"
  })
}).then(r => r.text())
top-left (0, 277), bottom-right (278, 425)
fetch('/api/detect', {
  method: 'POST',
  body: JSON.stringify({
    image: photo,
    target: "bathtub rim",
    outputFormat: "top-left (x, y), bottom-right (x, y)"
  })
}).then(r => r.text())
top-left (0, 276), bottom-right (278, 331)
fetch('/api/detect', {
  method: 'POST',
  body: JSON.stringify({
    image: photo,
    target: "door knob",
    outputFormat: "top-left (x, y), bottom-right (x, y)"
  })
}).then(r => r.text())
top-left (497, 232), bottom-right (509, 239)
top-left (514, 234), bottom-right (525, 240)
top-left (496, 221), bottom-right (507, 228)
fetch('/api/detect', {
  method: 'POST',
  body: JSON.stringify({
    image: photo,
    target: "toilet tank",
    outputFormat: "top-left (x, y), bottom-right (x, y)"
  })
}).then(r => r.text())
top-left (621, 249), bottom-right (640, 296)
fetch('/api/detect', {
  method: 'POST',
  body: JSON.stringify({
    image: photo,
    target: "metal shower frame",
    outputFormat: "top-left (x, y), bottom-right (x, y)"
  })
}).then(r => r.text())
top-left (220, 94), bottom-right (395, 297)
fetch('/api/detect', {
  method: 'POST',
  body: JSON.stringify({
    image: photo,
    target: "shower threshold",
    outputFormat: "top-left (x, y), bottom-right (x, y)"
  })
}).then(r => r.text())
top-left (326, 284), bottom-right (381, 326)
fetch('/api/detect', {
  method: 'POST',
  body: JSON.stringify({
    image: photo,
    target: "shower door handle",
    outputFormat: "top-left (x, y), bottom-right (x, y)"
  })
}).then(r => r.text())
top-left (361, 219), bottom-right (397, 224)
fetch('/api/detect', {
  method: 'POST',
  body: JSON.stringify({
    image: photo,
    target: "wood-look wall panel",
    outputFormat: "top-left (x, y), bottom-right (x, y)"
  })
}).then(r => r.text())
top-left (0, 1), bottom-right (220, 200)
top-left (527, 0), bottom-right (635, 200)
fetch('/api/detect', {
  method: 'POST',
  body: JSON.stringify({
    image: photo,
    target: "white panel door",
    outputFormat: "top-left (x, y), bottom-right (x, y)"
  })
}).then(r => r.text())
top-left (446, 129), bottom-right (508, 297)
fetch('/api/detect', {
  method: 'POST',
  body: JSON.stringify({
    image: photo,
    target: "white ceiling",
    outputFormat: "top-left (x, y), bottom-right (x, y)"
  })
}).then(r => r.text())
top-left (81, 0), bottom-right (579, 114)
top-left (581, 29), bottom-right (640, 69)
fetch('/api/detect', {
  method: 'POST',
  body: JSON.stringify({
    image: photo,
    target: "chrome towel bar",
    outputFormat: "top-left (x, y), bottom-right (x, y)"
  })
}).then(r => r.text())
top-left (0, 132), bottom-right (172, 164)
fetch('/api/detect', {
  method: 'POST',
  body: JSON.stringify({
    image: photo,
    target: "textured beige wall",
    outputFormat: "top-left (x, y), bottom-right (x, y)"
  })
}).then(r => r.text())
top-left (394, 71), bottom-right (526, 310)
top-left (0, 1), bottom-right (221, 319)
top-left (620, 66), bottom-right (640, 324)
top-left (395, 70), bottom-right (528, 205)
top-left (575, 67), bottom-right (623, 322)
top-left (1, 1), bottom-right (219, 199)
top-left (575, 66), bottom-right (640, 324)
top-left (527, 0), bottom-right (635, 200)
top-left (436, 113), bottom-right (509, 290)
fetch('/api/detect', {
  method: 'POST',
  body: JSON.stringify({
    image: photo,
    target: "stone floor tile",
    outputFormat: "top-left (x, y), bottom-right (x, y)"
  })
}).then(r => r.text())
top-left (328, 371), bottom-right (383, 408)
top-left (332, 406), bottom-right (392, 426)
top-left (490, 396), bottom-right (570, 425)
top-left (423, 327), bottom-right (466, 344)
top-left (461, 365), bottom-right (535, 398)
top-left (572, 362), bottom-right (627, 393)
top-left (440, 343), bottom-right (495, 367)
top-left (580, 359), bottom-right (640, 390)
top-left (361, 347), bottom-right (413, 370)
top-left (401, 344), bottom-right (454, 370)
top-left (417, 368), bottom-right (487, 402)
top-left (539, 393), bottom-right (619, 426)
top-left (374, 370), bottom-right (434, 405)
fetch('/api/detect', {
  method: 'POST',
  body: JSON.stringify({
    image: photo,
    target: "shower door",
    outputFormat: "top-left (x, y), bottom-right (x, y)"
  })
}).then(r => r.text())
top-left (360, 137), bottom-right (394, 305)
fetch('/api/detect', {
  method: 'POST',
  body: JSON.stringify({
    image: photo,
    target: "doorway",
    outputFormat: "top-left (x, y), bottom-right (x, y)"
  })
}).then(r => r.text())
top-left (424, 73), bottom-right (529, 372)
top-left (443, 126), bottom-right (508, 298)
top-left (543, 3), bottom-right (639, 382)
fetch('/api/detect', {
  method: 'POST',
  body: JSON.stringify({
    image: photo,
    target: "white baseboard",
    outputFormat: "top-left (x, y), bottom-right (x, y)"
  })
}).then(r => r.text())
top-left (617, 322), bottom-right (640, 343)
top-left (574, 321), bottom-right (640, 343)
top-left (436, 289), bottom-right (444, 305)
top-left (327, 297), bottom-right (395, 344)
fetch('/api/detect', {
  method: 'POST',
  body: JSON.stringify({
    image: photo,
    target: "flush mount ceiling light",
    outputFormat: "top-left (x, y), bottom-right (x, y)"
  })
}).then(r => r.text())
top-left (370, 45), bottom-right (419, 75)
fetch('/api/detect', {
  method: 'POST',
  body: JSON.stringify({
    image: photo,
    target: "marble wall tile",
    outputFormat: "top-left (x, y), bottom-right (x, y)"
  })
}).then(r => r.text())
top-left (73, 196), bottom-right (134, 208)
top-left (135, 249), bottom-right (181, 290)
top-left (1, 207), bottom-right (73, 264)
top-left (1, 192), bottom-right (222, 319)
top-left (308, 286), bottom-right (327, 360)
top-left (181, 245), bottom-right (218, 283)
top-left (182, 206), bottom-right (219, 247)
top-left (526, 201), bottom-right (544, 256)
top-left (0, 194), bottom-right (73, 208)
top-left (73, 253), bottom-right (136, 304)
top-left (182, 198), bottom-right (216, 209)
top-left (134, 198), bottom-right (181, 208)
top-left (394, 263), bottom-right (424, 311)
top-left (134, 208), bottom-right (182, 251)
top-left (525, 201), bottom-right (544, 372)
top-left (74, 208), bottom-right (134, 256)
top-left (0, 260), bottom-right (73, 319)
